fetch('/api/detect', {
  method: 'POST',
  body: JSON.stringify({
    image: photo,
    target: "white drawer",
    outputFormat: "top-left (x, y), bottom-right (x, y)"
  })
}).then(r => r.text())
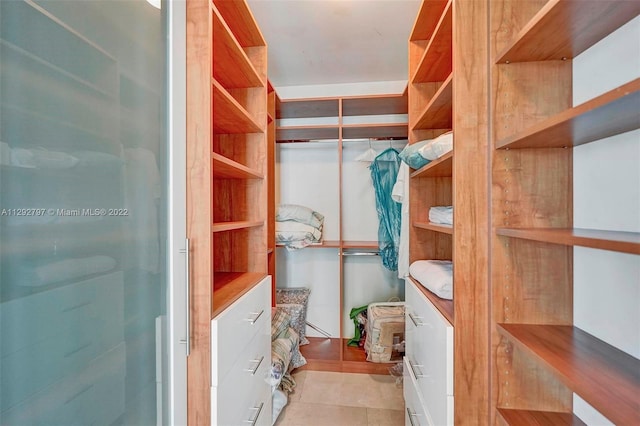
top-left (211, 331), bottom-right (271, 426)
top-left (403, 357), bottom-right (431, 426)
top-left (405, 280), bottom-right (454, 426)
top-left (211, 276), bottom-right (271, 386)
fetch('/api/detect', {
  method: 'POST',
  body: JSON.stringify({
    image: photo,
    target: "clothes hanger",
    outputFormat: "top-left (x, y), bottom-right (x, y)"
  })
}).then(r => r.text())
top-left (355, 139), bottom-right (378, 162)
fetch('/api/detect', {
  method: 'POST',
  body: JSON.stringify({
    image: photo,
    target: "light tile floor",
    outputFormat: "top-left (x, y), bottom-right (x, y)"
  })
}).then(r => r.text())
top-left (274, 370), bottom-right (405, 426)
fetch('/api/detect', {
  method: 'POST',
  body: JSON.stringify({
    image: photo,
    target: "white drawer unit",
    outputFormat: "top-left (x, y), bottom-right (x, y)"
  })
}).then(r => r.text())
top-left (211, 276), bottom-right (271, 386)
top-left (404, 357), bottom-right (431, 426)
top-left (405, 279), bottom-right (454, 426)
top-left (211, 276), bottom-right (271, 426)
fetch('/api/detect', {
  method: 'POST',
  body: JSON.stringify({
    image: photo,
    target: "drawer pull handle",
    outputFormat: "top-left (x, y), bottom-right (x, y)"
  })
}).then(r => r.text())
top-left (409, 360), bottom-right (427, 379)
top-left (408, 313), bottom-right (425, 327)
top-left (244, 402), bottom-right (264, 425)
top-left (244, 356), bottom-right (265, 375)
top-left (406, 407), bottom-right (420, 426)
top-left (244, 309), bottom-right (264, 325)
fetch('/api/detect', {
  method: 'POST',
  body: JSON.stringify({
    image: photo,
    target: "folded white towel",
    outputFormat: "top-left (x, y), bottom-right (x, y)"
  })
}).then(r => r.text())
top-left (429, 206), bottom-right (453, 225)
top-left (418, 131), bottom-right (453, 160)
top-left (409, 260), bottom-right (453, 300)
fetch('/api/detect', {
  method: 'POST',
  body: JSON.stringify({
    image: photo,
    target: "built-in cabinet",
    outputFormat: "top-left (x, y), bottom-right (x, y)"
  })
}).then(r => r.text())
top-left (489, 1), bottom-right (640, 424)
top-left (186, 0), bottom-right (269, 422)
top-left (406, 0), bottom-right (490, 423)
top-left (276, 93), bottom-right (408, 374)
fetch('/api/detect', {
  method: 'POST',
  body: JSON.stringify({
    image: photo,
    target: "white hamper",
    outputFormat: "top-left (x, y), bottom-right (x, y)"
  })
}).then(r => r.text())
top-left (364, 302), bottom-right (405, 363)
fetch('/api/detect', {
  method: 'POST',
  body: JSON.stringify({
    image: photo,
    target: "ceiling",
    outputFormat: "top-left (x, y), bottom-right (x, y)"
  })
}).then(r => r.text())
top-left (247, 0), bottom-right (421, 89)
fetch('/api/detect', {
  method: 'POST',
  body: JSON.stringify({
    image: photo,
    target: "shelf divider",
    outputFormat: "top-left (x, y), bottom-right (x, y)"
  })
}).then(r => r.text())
top-left (212, 153), bottom-right (263, 179)
top-left (498, 324), bottom-right (640, 425)
top-left (495, 0), bottom-right (640, 64)
top-left (496, 227), bottom-right (640, 255)
top-left (410, 151), bottom-right (453, 178)
top-left (496, 79), bottom-right (640, 149)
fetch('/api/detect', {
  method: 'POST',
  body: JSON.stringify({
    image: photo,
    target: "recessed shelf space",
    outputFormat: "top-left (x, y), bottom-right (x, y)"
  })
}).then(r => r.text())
top-left (498, 324), bottom-right (640, 425)
top-left (212, 153), bottom-right (263, 179)
top-left (410, 0), bottom-right (449, 41)
top-left (213, 0), bottom-right (265, 48)
top-left (212, 79), bottom-right (262, 134)
top-left (276, 125), bottom-right (340, 142)
top-left (412, 0), bottom-right (452, 83)
top-left (342, 94), bottom-right (408, 116)
top-left (212, 4), bottom-right (263, 89)
top-left (496, 227), bottom-right (640, 255)
top-left (413, 221), bottom-right (453, 235)
top-left (277, 98), bottom-right (339, 119)
top-left (342, 123), bottom-right (408, 139)
top-left (414, 73), bottom-right (453, 130)
top-left (212, 272), bottom-right (268, 318)
top-left (342, 241), bottom-right (378, 250)
top-left (497, 409), bottom-right (586, 426)
top-left (410, 151), bottom-right (453, 178)
top-left (496, 79), bottom-right (640, 149)
top-left (495, 0), bottom-right (640, 64)
top-left (408, 277), bottom-right (453, 325)
top-left (212, 221), bottom-right (264, 233)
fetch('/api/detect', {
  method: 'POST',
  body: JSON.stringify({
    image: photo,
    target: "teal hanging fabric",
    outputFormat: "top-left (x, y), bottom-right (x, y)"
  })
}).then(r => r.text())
top-left (370, 148), bottom-right (402, 271)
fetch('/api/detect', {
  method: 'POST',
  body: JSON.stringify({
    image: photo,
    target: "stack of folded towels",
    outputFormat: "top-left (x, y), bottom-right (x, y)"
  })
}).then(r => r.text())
top-left (409, 260), bottom-right (453, 300)
top-left (275, 204), bottom-right (324, 250)
top-left (429, 206), bottom-right (453, 226)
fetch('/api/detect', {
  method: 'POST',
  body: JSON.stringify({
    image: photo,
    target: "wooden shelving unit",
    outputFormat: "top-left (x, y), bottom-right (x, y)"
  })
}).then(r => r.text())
top-left (267, 81), bottom-right (277, 305)
top-left (411, 0), bottom-right (452, 83)
top-left (407, 0), bottom-right (491, 423)
top-left (186, 0), bottom-right (268, 421)
top-left (496, 78), bottom-right (640, 149)
top-left (275, 94), bottom-right (407, 374)
top-left (490, 1), bottom-right (639, 424)
top-left (498, 324), bottom-right (640, 425)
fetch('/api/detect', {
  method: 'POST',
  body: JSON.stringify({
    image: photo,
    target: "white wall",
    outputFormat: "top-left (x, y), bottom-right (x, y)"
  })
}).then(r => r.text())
top-left (572, 16), bottom-right (640, 425)
top-left (276, 80), bottom-right (407, 100)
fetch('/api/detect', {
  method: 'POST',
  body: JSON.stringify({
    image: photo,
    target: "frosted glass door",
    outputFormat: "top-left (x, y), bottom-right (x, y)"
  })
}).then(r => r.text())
top-left (0, 1), bottom-right (183, 424)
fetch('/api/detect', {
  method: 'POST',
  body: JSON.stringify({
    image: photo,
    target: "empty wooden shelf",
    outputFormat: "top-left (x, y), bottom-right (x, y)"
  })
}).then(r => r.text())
top-left (342, 123), bottom-right (408, 139)
top-left (212, 153), bottom-right (263, 179)
top-left (212, 221), bottom-right (263, 233)
top-left (414, 73), bottom-right (453, 130)
top-left (212, 272), bottom-right (268, 317)
top-left (498, 408), bottom-right (586, 426)
top-left (412, 0), bottom-right (452, 83)
top-left (276, 125), bottom-right (340, 142)
top-left (413, 221), bottom-right (453, 235)
top-left (212, 79), bottom-right (262, 134)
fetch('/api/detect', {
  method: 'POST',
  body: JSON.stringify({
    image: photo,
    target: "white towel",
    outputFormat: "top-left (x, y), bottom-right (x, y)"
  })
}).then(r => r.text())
top-left (429, 206), bottom-right (453, 225)
top-left (409, 260), bottom-right (453, 300)
top-left (392, 162), bottom-right (410, 279)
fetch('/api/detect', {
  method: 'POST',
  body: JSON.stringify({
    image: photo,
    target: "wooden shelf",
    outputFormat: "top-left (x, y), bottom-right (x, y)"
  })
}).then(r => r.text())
top-left (212, 5), bottom-right (263, 89)
top-left (212, 79), bottom-right (262, 134)
top-left (414, 73), bottom-right (453, 130)
top-left (212, 272), bottom-right (267, 318)
top-left (412, 0), bottom-right (452, 83)
top-left (496, 79), bottom-right (640, 149)
top-left (495, 0), bottom-right (640, 64)
top-left (413, 221), bottom-right (453, 235)
top-left (496, 227), bottom-right (640, 255)
top-left (213, 0), bottom-right (265, 47)
top-left (277, 98), bottom-right (339, 119)
top-left (212, 221), bottom-right (263, 233)
top-left (342, 241), bottom-right (378, 249)
top-left (408, 276), bottom-right (453, 325)
top-left (212, 153), bottom-right (263, 179)
top-left (498, 409), bottom-right (586, 426)
top-left (410, 0), bottom-right (449, 41)
top-left (276, 125), bottom-right (339, 142)
top-left (498, 324), bottom-right (640, 425)
top-left (410, 151), bottom-right (453, 178)
top-left (342, 123), bottom-right (408, 140)
top-left (276, 240), bottom-right (341, 248)
top-left (342, 93), bottom-right (408, 116)
top-left (297, 338), bottom-right (391, 374)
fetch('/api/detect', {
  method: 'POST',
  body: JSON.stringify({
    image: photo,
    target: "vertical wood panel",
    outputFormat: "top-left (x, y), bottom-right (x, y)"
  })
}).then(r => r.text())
top-left (452, 0), bottom-right (491, 423)
top-left (186, 0), bottom-right (212, 423)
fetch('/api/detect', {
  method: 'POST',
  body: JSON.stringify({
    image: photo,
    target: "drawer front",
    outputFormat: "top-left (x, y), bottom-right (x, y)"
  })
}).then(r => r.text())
top-left (403, 357), bottom-right (431, 426)
top-left (211, 276), bottom-right (271, 385)
top-left (405, 280), bottom-right (454, 426)
top-left (211, 331), bottom-right (271, 426)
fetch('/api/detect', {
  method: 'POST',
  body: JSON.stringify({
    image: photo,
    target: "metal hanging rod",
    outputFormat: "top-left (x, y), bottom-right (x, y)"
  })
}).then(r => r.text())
top-left (341, 252), bottom-right (380, 256)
